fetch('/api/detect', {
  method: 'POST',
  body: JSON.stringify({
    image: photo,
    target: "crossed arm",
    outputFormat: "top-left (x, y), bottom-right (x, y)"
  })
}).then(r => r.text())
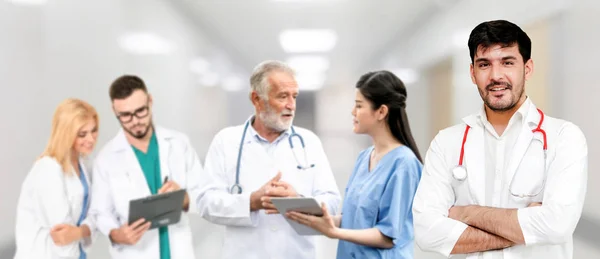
top-left (447, 204), bottom-right (539, 254)
top-left (413, 125), bottom-right (588, 257)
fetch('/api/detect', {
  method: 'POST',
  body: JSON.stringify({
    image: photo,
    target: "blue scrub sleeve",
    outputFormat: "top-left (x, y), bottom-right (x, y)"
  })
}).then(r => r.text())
top-left (374, 161), bottom-right (421, 244)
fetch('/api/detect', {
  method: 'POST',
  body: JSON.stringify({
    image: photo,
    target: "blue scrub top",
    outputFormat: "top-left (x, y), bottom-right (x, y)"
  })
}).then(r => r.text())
top-left (76, 163), bottom-right (89, 259)
top-left (337, 145), bottom-right (422, 259)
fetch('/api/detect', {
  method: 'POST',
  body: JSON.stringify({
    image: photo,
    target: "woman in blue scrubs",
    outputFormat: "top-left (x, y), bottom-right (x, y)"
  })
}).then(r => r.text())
top-left (287, 71), bottom-right (423, 259)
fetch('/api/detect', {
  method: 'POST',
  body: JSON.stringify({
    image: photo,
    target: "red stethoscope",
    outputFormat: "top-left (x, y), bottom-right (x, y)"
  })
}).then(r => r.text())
top-left (452, 108), bottom-right (548, 198)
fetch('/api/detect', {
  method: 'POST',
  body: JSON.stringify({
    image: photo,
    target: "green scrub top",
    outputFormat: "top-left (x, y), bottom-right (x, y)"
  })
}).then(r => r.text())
top-left (132, 132), bottom-right (171, 259)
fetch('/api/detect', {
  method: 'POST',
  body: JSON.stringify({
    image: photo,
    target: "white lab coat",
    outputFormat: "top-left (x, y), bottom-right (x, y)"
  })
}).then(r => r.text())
top-left (412, 101), bottom-right (588, 259)
top-left (198, 121), bottom-right (341, 259)
top-left (14, 156), bottom-right (96, 259)
top-left (88, 126), bottom-right (203, 259)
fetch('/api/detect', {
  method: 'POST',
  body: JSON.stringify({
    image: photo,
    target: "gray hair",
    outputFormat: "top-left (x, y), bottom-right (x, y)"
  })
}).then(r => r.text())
top-left (249, 60), bottom-right (295, 100)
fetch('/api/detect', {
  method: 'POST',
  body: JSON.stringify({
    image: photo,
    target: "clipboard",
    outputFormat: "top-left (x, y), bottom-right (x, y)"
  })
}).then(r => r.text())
top-left (127, 189), bottom-right (186, 229)
top-left (271, 197), bottom-right (324, 236)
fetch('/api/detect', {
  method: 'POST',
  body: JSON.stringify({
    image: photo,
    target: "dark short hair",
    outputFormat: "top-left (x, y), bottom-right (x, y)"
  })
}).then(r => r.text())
top-left (468, 20), bottom-right (532, 64)
top-left (109, 75), bottom-right (148, 100)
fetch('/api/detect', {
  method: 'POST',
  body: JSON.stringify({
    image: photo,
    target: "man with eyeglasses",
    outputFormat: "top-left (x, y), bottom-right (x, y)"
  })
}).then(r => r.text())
top-left (88, 75), bottom-right (204, 259)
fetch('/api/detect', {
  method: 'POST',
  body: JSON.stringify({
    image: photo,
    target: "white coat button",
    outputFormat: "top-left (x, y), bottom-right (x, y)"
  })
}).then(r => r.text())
top-left (271, 227), bottom-right (278, 231)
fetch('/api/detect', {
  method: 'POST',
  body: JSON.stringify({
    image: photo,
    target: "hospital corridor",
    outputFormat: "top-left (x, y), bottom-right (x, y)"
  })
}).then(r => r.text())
top-left (1, 0), bottom-right (599, 258)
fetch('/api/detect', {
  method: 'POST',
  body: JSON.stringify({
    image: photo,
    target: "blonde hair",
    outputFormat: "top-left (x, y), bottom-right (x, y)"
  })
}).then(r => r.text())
top-left (41, 98), bottom-right (99, 174)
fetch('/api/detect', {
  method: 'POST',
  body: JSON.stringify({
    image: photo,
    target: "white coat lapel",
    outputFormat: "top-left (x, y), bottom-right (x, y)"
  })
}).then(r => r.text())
top-left (126, 148), bottom-right (152, 197)
top-left (463, 124), bottom-right (486, 205)
top-left (238, 129), bottom-right (279, 191)
top-left (243, 139), bottom-right (275, 169)
top-left (241, 121), bottom-right (279, 170)
top-left (504, 104), bottom-right (539, 186)
top-left (155, 127), bottom-right (173, 184)
top-left (113, 129), bottom-right (151, 197)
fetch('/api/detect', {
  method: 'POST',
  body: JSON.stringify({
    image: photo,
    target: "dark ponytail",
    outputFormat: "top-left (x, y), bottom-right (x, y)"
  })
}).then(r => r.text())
top-left (356, 71), bottom-right (423, 163)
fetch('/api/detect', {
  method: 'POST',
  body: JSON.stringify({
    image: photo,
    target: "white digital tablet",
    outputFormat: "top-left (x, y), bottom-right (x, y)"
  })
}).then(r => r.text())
top-left (270, 197), bottom-right (324, 236)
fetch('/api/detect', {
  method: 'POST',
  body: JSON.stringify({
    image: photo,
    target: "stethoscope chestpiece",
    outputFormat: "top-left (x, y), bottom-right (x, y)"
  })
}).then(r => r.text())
top-left (452, 166), bottom-right (467, 181)
top-left (230, 184), bottom-right (243, 194)
top-left (297, 164), bottom-right (315, 170)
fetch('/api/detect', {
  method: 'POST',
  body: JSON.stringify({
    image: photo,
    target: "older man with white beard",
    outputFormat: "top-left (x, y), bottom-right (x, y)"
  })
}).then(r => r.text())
top-left (196, 60), bottom-right (341, 259)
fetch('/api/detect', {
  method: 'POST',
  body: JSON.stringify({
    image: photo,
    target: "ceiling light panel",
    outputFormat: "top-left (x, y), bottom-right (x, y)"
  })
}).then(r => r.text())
top-left (279, 29), bottom-right (337, 53)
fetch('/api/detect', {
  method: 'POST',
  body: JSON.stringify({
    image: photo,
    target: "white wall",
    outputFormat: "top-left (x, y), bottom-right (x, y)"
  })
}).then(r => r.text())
top-left (383, 0), bottom-right (569, 71)
top-left (0, 3), bottom-right (47, 246)
top-left (560, 0), bottom-right (600, 222)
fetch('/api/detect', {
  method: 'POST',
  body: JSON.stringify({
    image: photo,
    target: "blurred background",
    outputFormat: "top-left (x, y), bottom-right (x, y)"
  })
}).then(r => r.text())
top-left (1, 0), bottom-right (598, 258)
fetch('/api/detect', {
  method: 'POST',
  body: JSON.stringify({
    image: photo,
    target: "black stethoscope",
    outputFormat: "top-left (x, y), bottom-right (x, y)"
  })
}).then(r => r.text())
top-left (452, 108), bottom-right (547, 198)
top-left (229, 120), bottom-right (315, 194)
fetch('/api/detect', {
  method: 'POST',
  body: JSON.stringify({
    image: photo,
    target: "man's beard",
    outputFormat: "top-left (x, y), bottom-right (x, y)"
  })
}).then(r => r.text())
top-left (124, 121), bottom-right (152, 139)
top-left (481, 80), bottom-right (524, 112)
top-left (258, 104), bottom-right (293, 132)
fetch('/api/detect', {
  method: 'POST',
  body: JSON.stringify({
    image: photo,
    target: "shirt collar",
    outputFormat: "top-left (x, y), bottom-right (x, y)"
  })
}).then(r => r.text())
top-left (477, 96), bottom-right (532, 127)
top-left (111, 125), bottom-right (173, 152)
top-left (245, 115), bottom-right (292, 144)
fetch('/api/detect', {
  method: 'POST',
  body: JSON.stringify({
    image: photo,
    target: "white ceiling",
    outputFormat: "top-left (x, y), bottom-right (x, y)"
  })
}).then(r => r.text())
top-left (171, 0), bottom-right (447, 89)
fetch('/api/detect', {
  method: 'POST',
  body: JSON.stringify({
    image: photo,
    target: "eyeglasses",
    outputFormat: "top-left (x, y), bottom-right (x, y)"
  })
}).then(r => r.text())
top-left (115, 105), bottom-right (150, 123)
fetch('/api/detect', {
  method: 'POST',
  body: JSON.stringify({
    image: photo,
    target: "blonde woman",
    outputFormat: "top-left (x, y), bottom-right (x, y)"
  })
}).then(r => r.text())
top-left (14, 98), bottom-right (99, 259)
